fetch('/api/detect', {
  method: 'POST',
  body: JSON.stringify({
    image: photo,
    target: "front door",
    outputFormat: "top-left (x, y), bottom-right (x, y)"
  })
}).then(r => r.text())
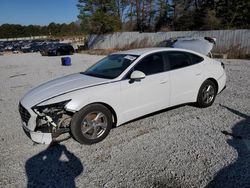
top-left (119, 52), bottom-right (170, 124)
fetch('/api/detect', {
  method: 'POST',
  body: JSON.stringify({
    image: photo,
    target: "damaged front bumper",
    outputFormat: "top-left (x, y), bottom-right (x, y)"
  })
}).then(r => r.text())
top-left (22, 123), bottom-right (52, 144)
top-left (19, 100), bottom-right (72, 144)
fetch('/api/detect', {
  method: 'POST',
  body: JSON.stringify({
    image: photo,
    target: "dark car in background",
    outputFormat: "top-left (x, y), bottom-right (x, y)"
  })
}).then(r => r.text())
top-left (40, 44), bottom-right (74, 56)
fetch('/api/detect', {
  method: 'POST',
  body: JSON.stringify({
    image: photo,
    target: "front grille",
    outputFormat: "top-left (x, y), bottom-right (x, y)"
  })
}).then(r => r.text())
top-left (19, 103), bottom-right (31, 124)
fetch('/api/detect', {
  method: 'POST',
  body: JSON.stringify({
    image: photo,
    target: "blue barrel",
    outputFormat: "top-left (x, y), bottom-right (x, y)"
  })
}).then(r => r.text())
top-left (61, 57), bottom-right (71, 66)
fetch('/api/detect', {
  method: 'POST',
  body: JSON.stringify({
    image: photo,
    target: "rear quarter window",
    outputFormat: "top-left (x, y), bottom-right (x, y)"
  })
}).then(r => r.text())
top-left (188, 53), bottom-right (204, 65)
top-left (165, 51), bottom-right (192, 70)
top-left (164, 51), bottom-right (204, 71)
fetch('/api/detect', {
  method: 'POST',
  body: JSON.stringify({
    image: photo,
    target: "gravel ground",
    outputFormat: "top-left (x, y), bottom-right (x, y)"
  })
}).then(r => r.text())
top-left (0, 53), bottom-right (249, 188)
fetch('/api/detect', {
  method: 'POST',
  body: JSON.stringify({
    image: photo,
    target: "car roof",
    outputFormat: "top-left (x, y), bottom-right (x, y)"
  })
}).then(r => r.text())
top-left (113, 47), bottom-right (204, 56)
top-left (113, 48), bottom-right (166, 55)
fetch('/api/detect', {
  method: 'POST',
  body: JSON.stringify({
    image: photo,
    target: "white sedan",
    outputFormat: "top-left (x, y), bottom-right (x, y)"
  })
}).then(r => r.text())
top-left (19, 48), bottom-right (226, 144)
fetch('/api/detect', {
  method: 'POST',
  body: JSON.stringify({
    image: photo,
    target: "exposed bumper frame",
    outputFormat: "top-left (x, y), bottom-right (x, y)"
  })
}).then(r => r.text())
top-left (22, 122), bottom-right (52, 144)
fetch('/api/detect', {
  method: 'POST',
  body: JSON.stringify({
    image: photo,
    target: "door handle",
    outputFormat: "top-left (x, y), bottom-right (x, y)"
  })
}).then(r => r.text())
top-left (196, 73), bottom-right (201, 76)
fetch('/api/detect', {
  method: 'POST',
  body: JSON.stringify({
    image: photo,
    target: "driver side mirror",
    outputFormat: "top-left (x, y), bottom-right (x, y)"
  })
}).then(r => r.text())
top-left (130, 70), bottom-right (146, 82)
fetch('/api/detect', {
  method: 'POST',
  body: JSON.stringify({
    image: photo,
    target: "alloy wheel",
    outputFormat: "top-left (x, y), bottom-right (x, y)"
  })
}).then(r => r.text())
top-left (81, 111), bottom-right (108, 139)
top-left (202, 85), bottom-right (215, 104)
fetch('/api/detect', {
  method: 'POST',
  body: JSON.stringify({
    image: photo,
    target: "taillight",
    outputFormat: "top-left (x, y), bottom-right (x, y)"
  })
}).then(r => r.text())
top-left (221, 62), bottom-right (225, 69)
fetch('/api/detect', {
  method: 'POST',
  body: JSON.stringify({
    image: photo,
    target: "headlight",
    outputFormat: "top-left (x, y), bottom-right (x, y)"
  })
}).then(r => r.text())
top-left (33, 100), bottom-right (71, 115)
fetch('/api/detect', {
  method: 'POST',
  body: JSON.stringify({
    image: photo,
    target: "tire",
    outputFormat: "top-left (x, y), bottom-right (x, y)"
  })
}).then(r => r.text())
top-left (196, 80), bottom-right (217, 108)
top-left (71, 104), bottom-right (112, 144)
top-left (56, 51), bottom-right (61, 56)
top-left (69, 51), bottom-right (73, 55)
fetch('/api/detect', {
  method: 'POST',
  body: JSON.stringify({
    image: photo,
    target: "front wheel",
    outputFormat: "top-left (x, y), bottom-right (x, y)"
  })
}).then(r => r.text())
top-left (71, 104), bottom-right (112, 144)
top-left (196, 80), bottom-right (217, 108)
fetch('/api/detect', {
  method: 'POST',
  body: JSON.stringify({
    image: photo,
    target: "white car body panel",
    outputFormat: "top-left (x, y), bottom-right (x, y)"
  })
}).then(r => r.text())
top-left (19, 48), bottom-right (226, 144)
top-left (21, 73), bottom-right (109, 109)
top-left (158, 37), bottom-right (216, 55)
top-left (119, 71), bottom-right (170, 125)
top-left (169, 62), bottom-right (205, 106)
top-left (172, 37), bottom-right (214, 55)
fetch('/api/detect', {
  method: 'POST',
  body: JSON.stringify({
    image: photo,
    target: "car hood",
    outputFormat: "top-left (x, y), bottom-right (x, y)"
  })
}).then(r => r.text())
top-left (21, 73), bottom-right (109, 108)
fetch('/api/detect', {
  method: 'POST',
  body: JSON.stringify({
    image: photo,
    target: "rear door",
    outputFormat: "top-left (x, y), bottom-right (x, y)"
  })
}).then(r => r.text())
top-left (119, 52), bottom-right (170, 123)
top-left (164, 51), bottom-right (205, 106)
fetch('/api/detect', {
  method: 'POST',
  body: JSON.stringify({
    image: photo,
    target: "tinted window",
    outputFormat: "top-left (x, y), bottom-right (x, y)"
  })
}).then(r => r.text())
top-left (189, 53), bottom-right (204, 64)
top-left (166, 52), bottom-right (192, 70)
top-left (134, 53), bottom-right (164, 75)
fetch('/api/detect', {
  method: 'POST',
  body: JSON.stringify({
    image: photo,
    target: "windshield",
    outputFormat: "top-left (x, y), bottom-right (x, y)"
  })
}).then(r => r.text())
top-left (84, 54), bottom-right (138, 79)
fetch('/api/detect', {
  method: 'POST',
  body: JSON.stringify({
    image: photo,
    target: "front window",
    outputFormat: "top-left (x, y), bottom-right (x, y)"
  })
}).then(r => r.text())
top-left (134, 53), bottom-right (165, 75)
top-left (84, 54), bottom-right (138, 79)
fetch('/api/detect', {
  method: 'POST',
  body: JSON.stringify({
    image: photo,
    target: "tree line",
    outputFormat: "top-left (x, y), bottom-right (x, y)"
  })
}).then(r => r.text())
top-left (0, 22), bottom-right (83, 39)
top-left (77, 0), bottom-right (250, 34)
top-left (1, 0), bottom-right (249, 38)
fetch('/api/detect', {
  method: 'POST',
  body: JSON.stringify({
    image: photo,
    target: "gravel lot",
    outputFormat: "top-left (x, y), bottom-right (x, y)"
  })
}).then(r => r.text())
top-left (0, 53), bottom-right (249, 188)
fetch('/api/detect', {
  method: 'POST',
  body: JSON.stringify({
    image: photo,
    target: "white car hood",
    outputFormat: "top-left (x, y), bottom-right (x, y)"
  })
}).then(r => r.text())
top-left (21, 73), bottom-right (109, 108)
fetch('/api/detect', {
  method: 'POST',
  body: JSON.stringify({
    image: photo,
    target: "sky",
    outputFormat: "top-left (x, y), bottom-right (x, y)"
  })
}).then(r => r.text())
top-left (0, 0), bottom-right (79, 25)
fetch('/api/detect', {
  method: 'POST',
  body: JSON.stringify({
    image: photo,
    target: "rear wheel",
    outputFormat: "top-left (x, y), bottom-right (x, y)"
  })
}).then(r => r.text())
top-left (56, 51), bottom-right (61, 56)
top-left (196, 80), bottom-right (217, 108)
top-left (71, 104), bottom-right (112, 144)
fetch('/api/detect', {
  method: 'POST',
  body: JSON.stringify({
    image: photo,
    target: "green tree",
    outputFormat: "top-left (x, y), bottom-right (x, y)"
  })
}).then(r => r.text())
top-left (155, 0), bottom-right (173, 31)
top-left (0, 22), bottom-right (83, 39)
top-left (216, 0), bottom-right (250, 29)
top-left (77, 0), bottom-right (121, 34)
top-left (202, 9), bottom-right (221, 30)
